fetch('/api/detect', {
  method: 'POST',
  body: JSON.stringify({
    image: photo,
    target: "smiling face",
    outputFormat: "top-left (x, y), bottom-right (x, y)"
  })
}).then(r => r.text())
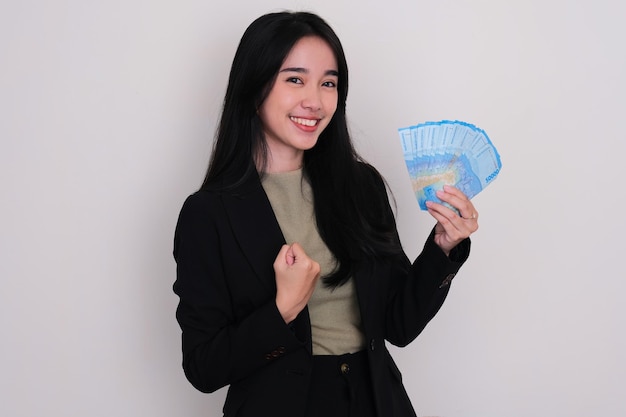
top-left (258, 36), bottom-right (339, 172)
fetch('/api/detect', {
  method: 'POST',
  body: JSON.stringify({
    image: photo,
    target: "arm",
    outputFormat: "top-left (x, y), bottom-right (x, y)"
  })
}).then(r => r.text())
top-left (173, 193), bottom-right (309, 393)
top-left (362, 167), bottom-right (471, 346)
top-left (384, 229), bottom-right (470, 347)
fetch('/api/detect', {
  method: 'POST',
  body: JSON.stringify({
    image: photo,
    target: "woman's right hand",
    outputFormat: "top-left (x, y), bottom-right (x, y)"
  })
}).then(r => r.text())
top-left (274, 243), bottom-right (320, 323)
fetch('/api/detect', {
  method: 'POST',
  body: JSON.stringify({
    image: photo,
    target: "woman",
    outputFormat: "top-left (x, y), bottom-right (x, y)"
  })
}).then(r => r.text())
top-left (173, 11), bottom-right (479, 417)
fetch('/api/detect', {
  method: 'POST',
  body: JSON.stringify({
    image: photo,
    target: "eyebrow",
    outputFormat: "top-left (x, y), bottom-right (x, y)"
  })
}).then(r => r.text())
top-left (280, 67), bottom-right (339, 77)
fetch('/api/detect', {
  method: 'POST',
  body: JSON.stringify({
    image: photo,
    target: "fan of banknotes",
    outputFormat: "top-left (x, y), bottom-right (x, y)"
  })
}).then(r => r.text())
top-left (398, 120), bottom-right (502, 211)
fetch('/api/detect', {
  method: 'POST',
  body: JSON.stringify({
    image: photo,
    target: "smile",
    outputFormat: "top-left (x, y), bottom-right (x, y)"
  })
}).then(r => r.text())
top-left (290, 116), bottom-right (319, 127)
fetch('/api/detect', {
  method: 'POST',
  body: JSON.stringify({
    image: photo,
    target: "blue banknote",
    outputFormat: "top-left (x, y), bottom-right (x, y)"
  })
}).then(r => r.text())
top-left (398, 120), bottom-right (502, 211)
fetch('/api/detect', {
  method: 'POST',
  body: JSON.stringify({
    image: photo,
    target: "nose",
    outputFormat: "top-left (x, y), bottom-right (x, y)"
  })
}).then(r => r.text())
top-left (301, 86), bottom-right (322, 111)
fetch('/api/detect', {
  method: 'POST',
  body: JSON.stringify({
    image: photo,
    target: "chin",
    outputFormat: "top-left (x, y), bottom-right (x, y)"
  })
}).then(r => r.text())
top-left (297, 137), bottom-right (320, 151)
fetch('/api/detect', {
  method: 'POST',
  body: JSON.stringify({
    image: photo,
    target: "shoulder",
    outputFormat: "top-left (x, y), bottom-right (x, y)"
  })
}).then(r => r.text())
top-left (179, 190), bottom-right (220, 217)
top-left (354, 161), bottom-right (389, 202)
top-left (173, 190), bottom-right (227, 261)
top-left (355, 161), bottom-right (385, 189)
top-left (352, 161), bottom-right (397, 225)
top-left (175, 190), bottom-right (225, 235)
top-left (176, 173), bottom-right (266, 231)
top-left (355, 160), bottom-right (380, 177)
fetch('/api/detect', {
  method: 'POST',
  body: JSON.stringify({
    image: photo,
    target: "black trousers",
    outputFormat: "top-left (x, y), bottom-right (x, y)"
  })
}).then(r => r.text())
top-left (305, 350), bottom-right (377, 417)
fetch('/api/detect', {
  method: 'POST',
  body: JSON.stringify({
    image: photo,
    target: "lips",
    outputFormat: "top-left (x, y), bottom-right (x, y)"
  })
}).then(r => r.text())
top-left (290, 116), bottom-right (319, 127)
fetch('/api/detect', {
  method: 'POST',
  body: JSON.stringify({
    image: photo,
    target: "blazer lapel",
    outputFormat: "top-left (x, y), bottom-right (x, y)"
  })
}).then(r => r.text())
top-left (221, 175), bottom-right (286, 291)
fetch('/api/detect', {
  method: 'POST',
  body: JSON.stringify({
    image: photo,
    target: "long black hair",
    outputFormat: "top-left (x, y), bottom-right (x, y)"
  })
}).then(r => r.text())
top-left (202, 11), bottom-right (402, 287)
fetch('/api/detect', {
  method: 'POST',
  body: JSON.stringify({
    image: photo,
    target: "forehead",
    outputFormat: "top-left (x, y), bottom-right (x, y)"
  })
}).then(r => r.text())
top-left (281, 36), bottom-right (338, 70)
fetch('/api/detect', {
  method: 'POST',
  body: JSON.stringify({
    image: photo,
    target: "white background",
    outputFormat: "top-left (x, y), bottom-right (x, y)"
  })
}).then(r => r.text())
top-left (2, 1), bottom-right (625, 416)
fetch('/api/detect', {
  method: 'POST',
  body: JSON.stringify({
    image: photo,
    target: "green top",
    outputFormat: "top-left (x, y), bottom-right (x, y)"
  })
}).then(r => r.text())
top-left (261, 169), bottom-right (366, 355)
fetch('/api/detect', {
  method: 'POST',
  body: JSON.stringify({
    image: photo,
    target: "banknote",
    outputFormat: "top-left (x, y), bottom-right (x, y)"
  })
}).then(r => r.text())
top-left (398, 120), bottom-right (502, 212)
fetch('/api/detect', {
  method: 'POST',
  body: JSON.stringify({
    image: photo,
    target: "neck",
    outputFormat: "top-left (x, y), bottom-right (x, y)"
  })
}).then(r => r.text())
top-left (264, 150), bottom-right (303, 173)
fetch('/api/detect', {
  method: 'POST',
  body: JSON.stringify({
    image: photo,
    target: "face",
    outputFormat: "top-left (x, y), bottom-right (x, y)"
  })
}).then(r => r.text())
top-left (258, 36), bottom-right (339, 172)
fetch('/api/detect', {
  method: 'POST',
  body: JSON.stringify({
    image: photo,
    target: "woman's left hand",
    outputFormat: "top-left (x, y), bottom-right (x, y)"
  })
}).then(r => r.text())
top-left (425, 185), bottom-right (479, 257)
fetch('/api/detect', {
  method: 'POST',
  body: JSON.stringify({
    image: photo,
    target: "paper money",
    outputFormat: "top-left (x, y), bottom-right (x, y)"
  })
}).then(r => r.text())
top-left (398, 120), bottom-right (502, 211)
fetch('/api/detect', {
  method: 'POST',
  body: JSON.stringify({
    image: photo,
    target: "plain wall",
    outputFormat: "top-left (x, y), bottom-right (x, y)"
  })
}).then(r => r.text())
top-left (2, 0), bottom-right (624, 416)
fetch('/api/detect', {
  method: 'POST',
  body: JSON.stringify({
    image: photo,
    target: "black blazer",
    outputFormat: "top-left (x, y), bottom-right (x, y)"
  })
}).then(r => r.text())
top-left (173, 167), bottom-right (470, 417)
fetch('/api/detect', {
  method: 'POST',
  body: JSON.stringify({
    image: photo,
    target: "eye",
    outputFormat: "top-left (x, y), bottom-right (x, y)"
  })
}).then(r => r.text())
top-left (322, 80), bottom-right (337, 88)
top-left (286, 77), bottom-right (303, 84)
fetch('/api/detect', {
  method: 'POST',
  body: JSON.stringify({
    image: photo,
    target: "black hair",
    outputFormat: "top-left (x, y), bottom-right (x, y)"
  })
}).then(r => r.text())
top-left (201, 11), bottom-right (402, 287)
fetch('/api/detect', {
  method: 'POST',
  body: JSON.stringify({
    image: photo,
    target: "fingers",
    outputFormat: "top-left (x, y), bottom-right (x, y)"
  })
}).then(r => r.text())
top-left (284, 243), bottom-right (320, 274)
top-left (427, 203), bottom-right (472, 241)
top-left (274, 244), bottom-right (293, 268)
top-left (273, 243), bottom-right (320, 323)
top-left (425, 185), bottom-right (479, 254)
top-left (273, 243), bottom-right (320, 289)
top-left (288, 242), bottom-right (305, 261)
top-left (436, 185), bottom-right (478, 221)
top-left (285, 245), bottom-right (295, 266)
top-left (274, 243), bottom-right (316, 269)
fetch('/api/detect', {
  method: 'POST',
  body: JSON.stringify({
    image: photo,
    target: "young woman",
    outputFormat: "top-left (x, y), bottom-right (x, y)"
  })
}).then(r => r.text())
top-left (173, 11), bottom-right (479, 417)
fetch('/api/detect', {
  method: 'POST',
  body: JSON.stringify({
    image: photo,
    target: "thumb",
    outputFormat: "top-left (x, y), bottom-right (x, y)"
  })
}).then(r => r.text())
top-left (274, 244), bottom-right (293, 269)
top-left (289, 242), bottom-right (307, 261)
top-left (285, 244), bottom-right (296, 266)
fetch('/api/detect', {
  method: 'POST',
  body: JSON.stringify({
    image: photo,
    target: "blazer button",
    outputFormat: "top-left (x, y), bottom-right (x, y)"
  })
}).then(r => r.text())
top-left (439, 273), bottom-right (456, 288)
top-left (370, 339), bottom-right (376, 351)
top-left (340, 363), bottom-right (350, 374)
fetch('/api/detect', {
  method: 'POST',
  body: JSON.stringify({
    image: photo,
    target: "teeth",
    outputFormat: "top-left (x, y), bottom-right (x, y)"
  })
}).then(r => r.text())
top-left (290, 117), bottom-right (318, 127)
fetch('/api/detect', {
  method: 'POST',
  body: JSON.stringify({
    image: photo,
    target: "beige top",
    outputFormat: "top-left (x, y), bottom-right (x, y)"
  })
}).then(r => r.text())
top-left (261, 169), bottom-right (366, 355)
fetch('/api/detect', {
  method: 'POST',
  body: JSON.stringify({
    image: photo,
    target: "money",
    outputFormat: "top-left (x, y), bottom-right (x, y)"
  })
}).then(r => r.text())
top-left (398, 120), bottom-right (502, 211)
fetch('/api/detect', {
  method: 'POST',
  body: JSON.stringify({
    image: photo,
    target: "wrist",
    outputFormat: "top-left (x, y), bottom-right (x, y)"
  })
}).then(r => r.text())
top-left (275, 297), bottom-right (299, 324)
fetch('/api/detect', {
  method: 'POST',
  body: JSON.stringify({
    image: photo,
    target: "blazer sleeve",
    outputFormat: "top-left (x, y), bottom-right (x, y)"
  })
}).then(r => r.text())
top-left (366, 167), bottom-right (470, 347)
top-left (172, 192), bottom-right (309, 393)
top-left (384, 228), bottom-right (470, 347)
